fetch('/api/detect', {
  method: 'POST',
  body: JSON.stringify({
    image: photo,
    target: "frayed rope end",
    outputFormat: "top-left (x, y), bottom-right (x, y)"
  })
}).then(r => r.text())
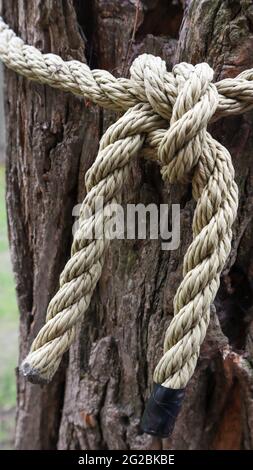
top-left (20, 360), bottom-right (50, 385)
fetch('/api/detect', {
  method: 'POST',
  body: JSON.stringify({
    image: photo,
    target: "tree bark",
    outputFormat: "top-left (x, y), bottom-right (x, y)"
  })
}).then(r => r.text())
top-left (2, 0), bottom-right (253, 450)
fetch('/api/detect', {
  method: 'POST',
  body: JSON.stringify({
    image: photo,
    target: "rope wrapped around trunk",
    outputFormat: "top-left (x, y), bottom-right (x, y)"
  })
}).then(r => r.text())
top-left (0, 15), bottom-right (249, 436)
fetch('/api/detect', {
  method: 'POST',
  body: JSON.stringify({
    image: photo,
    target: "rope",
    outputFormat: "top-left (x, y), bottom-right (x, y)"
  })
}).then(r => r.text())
top-left (0, 16), bottom-right (245, 389)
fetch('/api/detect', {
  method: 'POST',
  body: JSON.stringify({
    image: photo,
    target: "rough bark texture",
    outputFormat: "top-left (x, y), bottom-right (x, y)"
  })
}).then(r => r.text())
top-left (2, 0), bottom-right (253, 450)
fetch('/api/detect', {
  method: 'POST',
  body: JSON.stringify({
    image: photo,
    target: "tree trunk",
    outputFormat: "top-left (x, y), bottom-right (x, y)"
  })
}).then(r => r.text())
top-left (2, 0), bottom-right (253, 450)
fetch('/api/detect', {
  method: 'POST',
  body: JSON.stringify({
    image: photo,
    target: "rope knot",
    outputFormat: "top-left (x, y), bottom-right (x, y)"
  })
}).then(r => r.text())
top-left (159, 62), bottom-right (219, 183)
top-left (130, 55), bottom-right (219, 184)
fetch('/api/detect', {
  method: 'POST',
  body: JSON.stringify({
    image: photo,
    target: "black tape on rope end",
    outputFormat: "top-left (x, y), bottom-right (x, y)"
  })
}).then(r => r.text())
top-left (140, 383), bottom-right (185, 438)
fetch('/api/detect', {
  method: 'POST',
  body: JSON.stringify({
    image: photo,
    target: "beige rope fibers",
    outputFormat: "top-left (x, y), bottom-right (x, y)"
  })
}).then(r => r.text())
top-left (0, 17), bottom-right (243, 388)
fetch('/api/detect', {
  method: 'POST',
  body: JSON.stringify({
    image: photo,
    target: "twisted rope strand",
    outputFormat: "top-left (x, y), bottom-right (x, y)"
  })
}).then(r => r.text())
top-left (1, 17), bottom-right (253, 120)
top-left (0, 17), bottom-right (241, 390)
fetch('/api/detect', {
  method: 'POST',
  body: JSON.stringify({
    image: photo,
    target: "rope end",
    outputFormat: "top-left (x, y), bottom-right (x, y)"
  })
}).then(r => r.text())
top-left (141, 383), bottom-right (185, 438)
top-left (20, 360), bottom-right (50, 385)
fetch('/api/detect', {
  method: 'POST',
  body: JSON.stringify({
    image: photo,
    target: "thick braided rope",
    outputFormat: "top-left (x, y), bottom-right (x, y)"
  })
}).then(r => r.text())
top-left (0, 17), bottom-right (241, 389)
top-left (1, 16), bottom-right (253, 120)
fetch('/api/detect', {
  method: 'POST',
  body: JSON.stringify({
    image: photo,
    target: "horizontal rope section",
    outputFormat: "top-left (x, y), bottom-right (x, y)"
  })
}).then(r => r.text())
top-left (0, 17), bottom-right (242, 388)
